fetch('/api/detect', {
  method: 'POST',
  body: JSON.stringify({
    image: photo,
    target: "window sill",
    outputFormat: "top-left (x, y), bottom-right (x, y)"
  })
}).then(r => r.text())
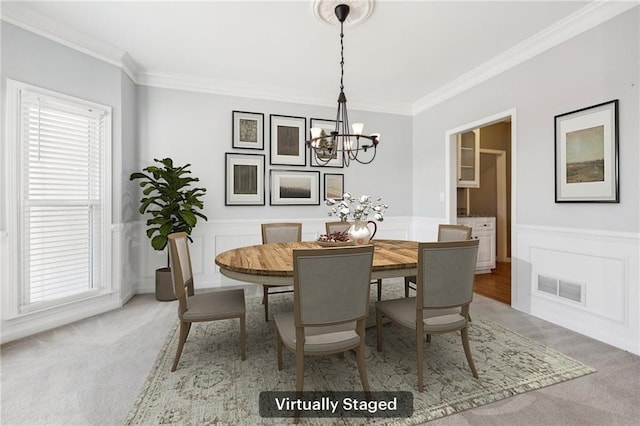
top-left (6, 289), bottom-right (117, 323)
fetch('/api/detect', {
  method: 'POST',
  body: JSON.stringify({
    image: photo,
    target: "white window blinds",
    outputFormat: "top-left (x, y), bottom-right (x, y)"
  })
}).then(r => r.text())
top-left (19, 89), bottom-right (109, 309)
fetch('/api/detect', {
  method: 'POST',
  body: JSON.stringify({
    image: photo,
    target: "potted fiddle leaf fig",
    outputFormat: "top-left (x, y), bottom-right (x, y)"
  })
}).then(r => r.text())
top-left (130, 158), bottom-right (208, 301)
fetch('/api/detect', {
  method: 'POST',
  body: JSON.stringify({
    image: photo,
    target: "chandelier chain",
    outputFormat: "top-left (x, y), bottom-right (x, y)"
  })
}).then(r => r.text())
top-left (340, 20), bottom-right (344, 92)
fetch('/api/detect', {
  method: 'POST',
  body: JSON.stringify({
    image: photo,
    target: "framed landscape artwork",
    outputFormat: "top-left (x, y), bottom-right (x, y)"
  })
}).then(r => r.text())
top-left (554, 100), bottom-right (619, 203)
top-left (270, 169), bottom-right (320, 206)
top-left (324, 173), bottom-right (344, 200)
top-left (310, 118), bottom-right (343, 168)
top-left (225, 153), bottom-right (265, 205)
top-left (232, 111), bottom-right (264, 150)
top-left (270, 114), bottom-right (306, 166)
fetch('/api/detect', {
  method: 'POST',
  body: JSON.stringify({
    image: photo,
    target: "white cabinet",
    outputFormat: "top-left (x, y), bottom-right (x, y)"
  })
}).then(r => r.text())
top-left (457, 216), bottom-right (495, 274)
top-left (457, 129), bottom-right (480, 188)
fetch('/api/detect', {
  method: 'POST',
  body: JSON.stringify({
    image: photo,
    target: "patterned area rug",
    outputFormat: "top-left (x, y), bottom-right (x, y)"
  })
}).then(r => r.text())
top-left (125, 286), bottom-right (595, 425)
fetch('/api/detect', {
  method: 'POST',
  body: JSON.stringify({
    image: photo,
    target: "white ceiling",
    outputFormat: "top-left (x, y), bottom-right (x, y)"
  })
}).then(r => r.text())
top-left (2, 1), bottom-right (634, 114)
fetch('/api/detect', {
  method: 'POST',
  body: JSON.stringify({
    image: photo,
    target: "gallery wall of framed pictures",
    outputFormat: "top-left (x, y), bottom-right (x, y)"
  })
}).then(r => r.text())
top-left (226, 110), bottom-right (344, 207)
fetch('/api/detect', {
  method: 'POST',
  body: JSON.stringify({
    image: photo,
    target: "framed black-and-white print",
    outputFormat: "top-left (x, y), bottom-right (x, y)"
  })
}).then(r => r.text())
top-left (225, 153), bottom-right (265, 205)
top-left (232, 111), bottom-right (264, 150)
top-left (270, 169), bottom-right (320, 205)
top-left (324, 173), bottom-right (344, 201)
top-left (310, 118), bottom-right (343, 168)
top-left (270, 114), bottom-right (306, 166)
top-left (554, 100), bottom-right (619, 203)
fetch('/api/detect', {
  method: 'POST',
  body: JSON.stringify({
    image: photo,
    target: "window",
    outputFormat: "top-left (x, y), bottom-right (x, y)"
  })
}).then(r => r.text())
top-left (7, 81), bottom-right (112, 314)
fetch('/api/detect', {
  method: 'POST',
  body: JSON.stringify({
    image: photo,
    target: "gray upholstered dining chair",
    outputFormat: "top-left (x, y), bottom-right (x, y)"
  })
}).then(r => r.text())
top-left (326, 221), bottom-right (383, 301)
top-left (167, 232), bottom-right (246, 371)
top-left (404, 224), bottom-right (472, 297)
top-left (376, 239), bottom-right (479, 392)
top-left (274, 245), bottom-right (375, 395)
top-left (261, 223), bottom-right (302, 321)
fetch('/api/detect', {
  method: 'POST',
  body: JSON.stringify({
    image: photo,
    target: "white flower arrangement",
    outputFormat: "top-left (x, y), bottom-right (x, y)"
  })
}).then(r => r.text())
top-left (326, 192), bottom-right (388, 222)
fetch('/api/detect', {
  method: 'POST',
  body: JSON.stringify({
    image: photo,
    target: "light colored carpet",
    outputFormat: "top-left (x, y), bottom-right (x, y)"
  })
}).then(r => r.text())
top-left (125, 290), bottom-right (595, 425)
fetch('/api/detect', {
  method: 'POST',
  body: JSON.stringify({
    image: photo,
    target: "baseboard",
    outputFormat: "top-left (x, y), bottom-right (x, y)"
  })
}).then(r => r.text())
top-left (1, 296), bottom-right (122, 344)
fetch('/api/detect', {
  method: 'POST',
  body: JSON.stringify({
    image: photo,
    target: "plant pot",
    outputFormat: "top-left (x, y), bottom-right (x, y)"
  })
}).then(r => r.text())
top-left (155, 267), bottom-right (176, 301)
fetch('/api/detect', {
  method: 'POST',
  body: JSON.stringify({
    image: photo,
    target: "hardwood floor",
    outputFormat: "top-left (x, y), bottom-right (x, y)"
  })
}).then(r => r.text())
top-left (473, 261), bottom-right (511, 304)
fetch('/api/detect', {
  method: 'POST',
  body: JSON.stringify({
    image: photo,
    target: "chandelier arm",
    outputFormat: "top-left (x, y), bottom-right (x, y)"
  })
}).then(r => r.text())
top-left (307, 135), bottom-right (378, 148)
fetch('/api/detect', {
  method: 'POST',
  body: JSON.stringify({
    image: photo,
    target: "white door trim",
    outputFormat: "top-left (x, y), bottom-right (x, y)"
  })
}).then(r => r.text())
top-left (445, 108), bottom-right (517, 305)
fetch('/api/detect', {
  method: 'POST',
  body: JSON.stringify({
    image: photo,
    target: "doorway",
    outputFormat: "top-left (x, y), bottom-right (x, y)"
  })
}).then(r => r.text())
top-left (445, 109), bottom-right (515, 305)
top-left (471, 149), bottom-right (509, 261)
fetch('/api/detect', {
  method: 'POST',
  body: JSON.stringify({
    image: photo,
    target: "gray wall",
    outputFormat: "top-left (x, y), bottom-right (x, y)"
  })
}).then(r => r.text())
top-left (0, 22), bottom-right (129, 342)
top-left (413, 8), bottom-right (639, 232)
top-left (0, 22), bottom-right (124, 226)
top-left (120, 70), bottom-right (138, 224)
top-left (135, 86), bottom-right (413, 222)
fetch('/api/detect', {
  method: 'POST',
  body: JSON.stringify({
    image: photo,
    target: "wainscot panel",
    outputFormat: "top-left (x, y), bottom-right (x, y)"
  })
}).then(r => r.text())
top-left (132, 217), bottom-right (413, 295)
top-left (515, 225), bottom-right (639, 355)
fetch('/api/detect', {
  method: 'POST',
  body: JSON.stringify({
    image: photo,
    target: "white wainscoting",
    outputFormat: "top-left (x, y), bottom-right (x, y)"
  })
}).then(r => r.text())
top-left (132, 217), bottom-right (414, 295)
top-left (515, 225), bottom-right (640, 355)
top-left (411, 216), bottom-right (447, 242)
top-left (0, 227), bottom-right (126, 344)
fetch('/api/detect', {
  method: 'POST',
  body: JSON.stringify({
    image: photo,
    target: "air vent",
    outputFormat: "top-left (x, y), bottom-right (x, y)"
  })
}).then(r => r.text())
top-left (537, 275), bottom-right (558, 295)
top-left (559, 280), bottom-right (584, 303)
top-left (537, 274), bottom-right (585, 305)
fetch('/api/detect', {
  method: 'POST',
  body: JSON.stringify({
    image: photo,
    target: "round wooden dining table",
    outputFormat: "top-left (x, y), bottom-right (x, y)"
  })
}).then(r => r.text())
top-left (215, 239), bottom-right (418, 286)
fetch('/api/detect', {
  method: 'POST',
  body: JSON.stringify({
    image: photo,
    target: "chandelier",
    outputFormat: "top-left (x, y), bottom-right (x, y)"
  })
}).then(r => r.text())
top-left (306, 3), bottom-right (380, 167)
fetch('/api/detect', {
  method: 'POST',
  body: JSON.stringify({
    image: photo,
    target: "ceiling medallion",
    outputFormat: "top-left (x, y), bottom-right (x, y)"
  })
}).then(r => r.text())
top-left (312, 0), bottom-right (374, 27)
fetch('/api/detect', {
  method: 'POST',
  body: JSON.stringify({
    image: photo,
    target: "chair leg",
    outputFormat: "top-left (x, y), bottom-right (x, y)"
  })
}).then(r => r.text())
top-left (171, 321), bottom-right (191, 372)
top-left (295, 350), bottom-right (305, 392)
top-left (263, 286), bottom-right (270, 322)
top-left (461, 326), bottom-right (478, 378)
top-left (356, 343), bottom-right (370, 393)
top-left (239, 315), bottom-right (246, 361)
top-left (404, 277), bottom-right (410, 298)
top-left (417, 329), bottom-right (424, 392)
top-left (276, 330), bottom-right (283, 371)
top-left (426, 334), bottom-right (431, 343)
top-left (376, 309), bottom-right (383, 352)
top-left (377, 279), bottom-right (382, 301)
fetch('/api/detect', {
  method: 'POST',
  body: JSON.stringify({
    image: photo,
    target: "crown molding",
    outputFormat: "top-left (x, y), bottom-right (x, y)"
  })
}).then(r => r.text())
top-left (120, 53), bottom-right (140, 83)
top-left (2, 1), bottom-right (635, 117)
top-left (412, 0), bottom-right (639, 115)
top-left (0, 2), bottom-right (140, 81)
top-left (136, 70), bottom-right (413, 116)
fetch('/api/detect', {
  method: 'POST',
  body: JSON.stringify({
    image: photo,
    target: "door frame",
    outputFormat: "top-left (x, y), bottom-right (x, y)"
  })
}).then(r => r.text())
top-left (445, 108), bottom-right (517, 305)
